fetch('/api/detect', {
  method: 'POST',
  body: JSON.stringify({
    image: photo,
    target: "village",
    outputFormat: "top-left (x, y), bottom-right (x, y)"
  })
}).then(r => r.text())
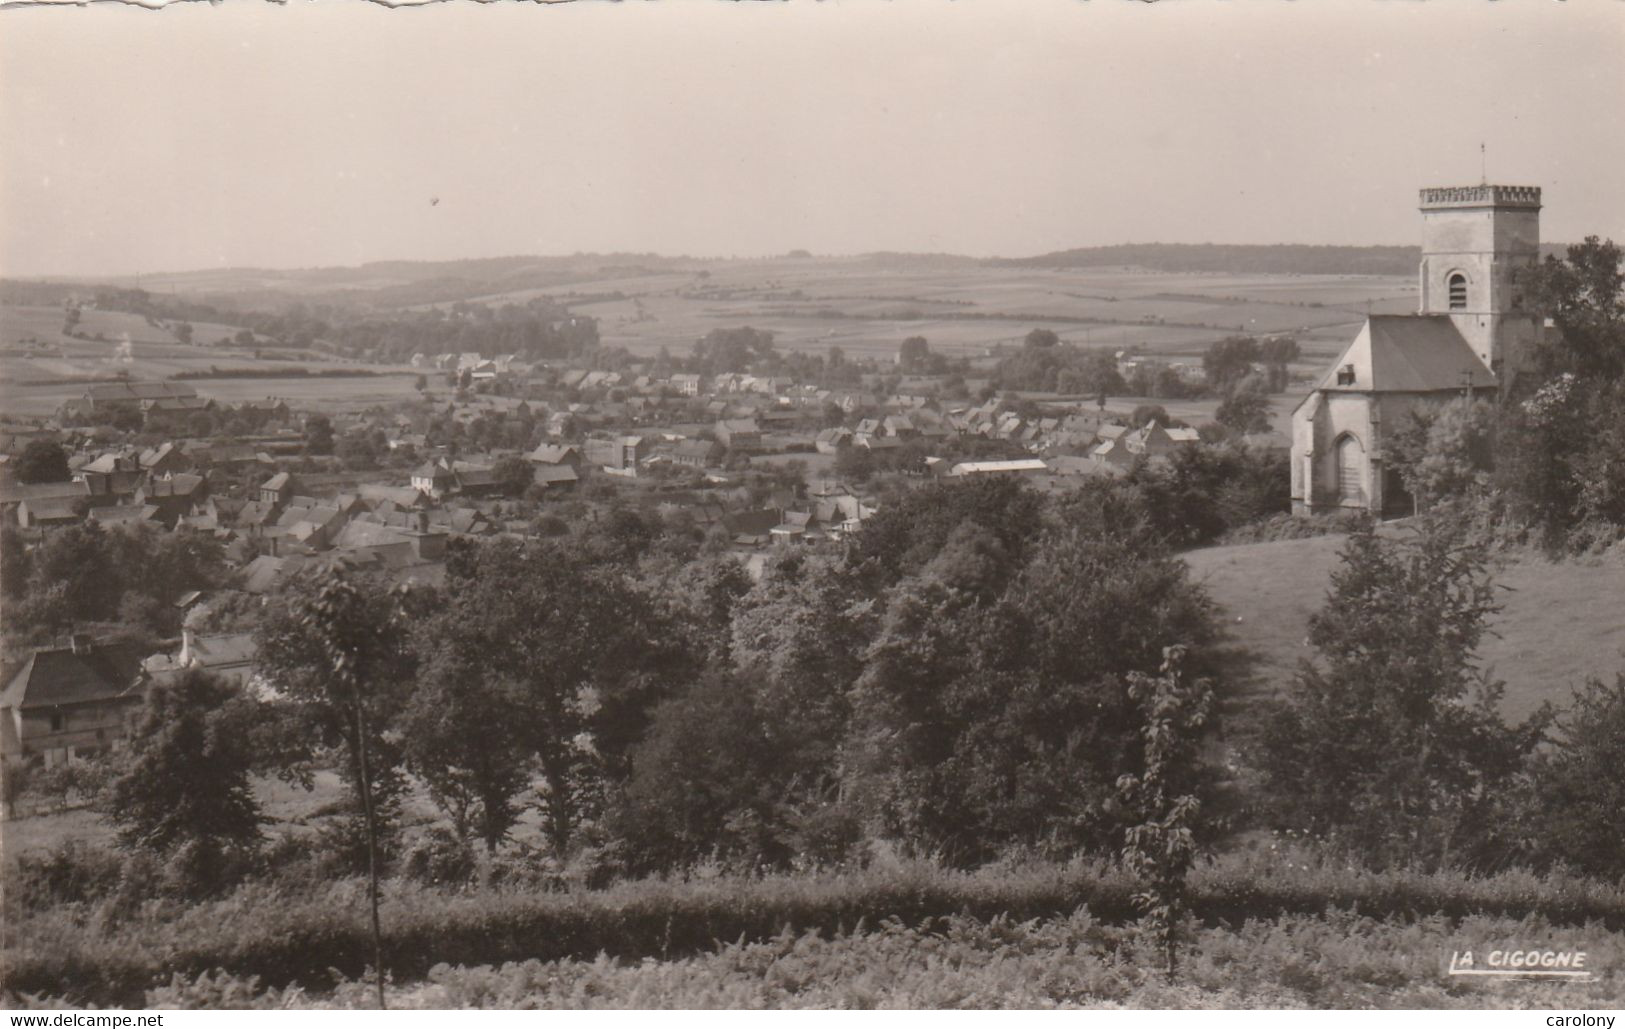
top-left (0, 337), bottom-right (1273, 771)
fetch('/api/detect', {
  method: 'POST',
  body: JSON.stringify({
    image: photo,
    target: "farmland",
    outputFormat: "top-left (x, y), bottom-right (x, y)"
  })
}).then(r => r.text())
top-left (0, 302), bottom-right (422, 417)
top-left (453, 260), bottom-right (1415, 369)
top-left (3, 255), bottom-right (1416, 424)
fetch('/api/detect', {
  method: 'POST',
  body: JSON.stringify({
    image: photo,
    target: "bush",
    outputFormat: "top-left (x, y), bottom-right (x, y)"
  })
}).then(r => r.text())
top-left (5, 841), bottom-right (124, 912)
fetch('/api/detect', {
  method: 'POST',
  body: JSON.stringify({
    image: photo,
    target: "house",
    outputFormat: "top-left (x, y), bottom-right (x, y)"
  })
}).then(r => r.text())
top-left (69, 381), bottom-right (199, 417)
top-left (17, 496), bottom-right (85, 528)
top-left (584, 435), bottom-right (650, 473)
top-left (258, 471), bottom-right (298, 507)
top-left (77, 452), bottom-right (144, 499)
top-left (142, 396), bottom-right (214, 416)
top-left (669, 373), bottom-right (703, 396)
top-left (449, 462), bottom-right (504, 497)
top-left (1091, 437), bottom-right (1136, 469)
top-left (1292, 184), bottom-right (1549, 516)
top-left (144, 630), bottom-right (258, 689)
top-left (714, 418), bottom-right (763, 453)
top-left (527, 443), bottom-right (581, 468)
top-left (137, 442), bottom-right (191, 477)
top-left (531, 464), bottom-right (580, 492)
top-left (132, 473), bottom-right (209, 527)
top-left (1, 637), bottom-right (148, 767)
top-left (411, 459), bottom-right (457, 499)
top-left (947, 459), bottom-right (1051, 478)
top-left (815, 427), bottom-right (853, 454)
top-left (672, 439), bottom-right (722, 469)
top-left (183, 442), bottom-right (261, 471)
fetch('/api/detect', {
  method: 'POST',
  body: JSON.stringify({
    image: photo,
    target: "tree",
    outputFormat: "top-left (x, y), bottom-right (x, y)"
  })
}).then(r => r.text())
top-left (1499, 237), bottom-right (1625, 548)
top-left (492, 455), bottom-right (534, 498)
top-left (1521, 236), bottom-right (1625, 382)
top-left (1202, 335), bottom-right (1259, 393)
top-left (303, 415), bottom-right (336, 456)
top-left (846, 513), bottom-right (1215, 864)
top-left (174, 321), bottom-right (194, 345)
top-left (1387, 396), bottom-right (1497, 512)
top-left (611, 671), bottom-right (790, 873)
top-left (1024, 328), bottom-right (1060, 350)
top-left (1130, 404), bottom-right (1169, 429)
top-left (1526, 671), bottom-right (1625, 879)
top-left (105, 670), bottom-right (263, 891)
top-left (1254, 516), bottom-right (1550, 868)
top-left (401, 654), bottom-right (530, 853)
top-left (1213, 378), bottom-right (1271, 434)
top-left (421, 539), bottom-right (686, 855)
top-left (833, 443), bottom-right (875, 484)
top-left (1258, 335), bottom-right (1300, 392)
top-left (13, 440), bottom-right (69, 484)
top-left (898, 336), bottom-right (931, 372)
top-left (256, 575), bottom-right (415, 1009)
top-left (1116, 646), bottom-right (1213, 983)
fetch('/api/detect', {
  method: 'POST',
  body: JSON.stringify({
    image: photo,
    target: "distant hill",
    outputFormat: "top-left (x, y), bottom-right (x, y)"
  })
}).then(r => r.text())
top-left (995, 243), bottom-right (1422, 276)
top-left (996, 242), bottom-right (1576, 277)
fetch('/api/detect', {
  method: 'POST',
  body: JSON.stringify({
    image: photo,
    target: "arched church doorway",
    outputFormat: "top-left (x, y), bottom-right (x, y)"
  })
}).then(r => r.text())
top-left (1335, 434), bottom-right (1364, 507)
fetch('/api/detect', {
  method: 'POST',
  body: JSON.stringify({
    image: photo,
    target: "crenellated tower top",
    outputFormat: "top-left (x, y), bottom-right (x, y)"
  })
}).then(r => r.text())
top-left (1419, 185), bottom-right (1541, 210)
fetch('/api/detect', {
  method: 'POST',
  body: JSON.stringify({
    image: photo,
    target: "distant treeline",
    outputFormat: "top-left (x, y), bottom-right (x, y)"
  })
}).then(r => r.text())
top-left (170, 367), bottom-right (385, 380)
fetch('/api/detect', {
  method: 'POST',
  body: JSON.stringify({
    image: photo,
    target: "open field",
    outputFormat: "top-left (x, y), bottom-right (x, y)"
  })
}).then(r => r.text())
top-left (1, 303), bottom-right (422, 417)
top-left (1185, 533), bottom-right (1625, 726)
top-left (0, 373), bottom-right (426, 419)
top-left (401, 259), bottom-right (1411, 369)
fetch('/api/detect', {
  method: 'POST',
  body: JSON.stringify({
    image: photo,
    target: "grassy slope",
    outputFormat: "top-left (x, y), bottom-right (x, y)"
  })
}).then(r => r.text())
top-left (1183, 533), bottom-right (1625, 726)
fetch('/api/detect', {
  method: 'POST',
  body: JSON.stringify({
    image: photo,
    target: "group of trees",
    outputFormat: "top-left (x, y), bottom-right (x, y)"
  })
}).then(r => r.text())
top-left (1388, 238), bottom-right (1625, 552)
top-left (992, 329), bottom-right (1127, 395)
top-left (97, 476), bottom-right (1229, 890)
top-left (1, 521), bottom-right (227, 649)
top-left (11, 440), bottom-right (70, 484)
top-left (1202, 335), bottom-right (1299, 434)
top-left (1256, 514), bottom-right (1622, 876)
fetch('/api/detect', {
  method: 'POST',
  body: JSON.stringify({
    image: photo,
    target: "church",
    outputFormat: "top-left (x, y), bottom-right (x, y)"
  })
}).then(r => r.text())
top-left (1290, 184), bottom-right (1548, 516)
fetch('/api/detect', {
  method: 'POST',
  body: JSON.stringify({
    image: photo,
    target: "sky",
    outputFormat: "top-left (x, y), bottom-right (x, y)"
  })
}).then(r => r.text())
top-left (1, 0), bottom-right (1622, 278)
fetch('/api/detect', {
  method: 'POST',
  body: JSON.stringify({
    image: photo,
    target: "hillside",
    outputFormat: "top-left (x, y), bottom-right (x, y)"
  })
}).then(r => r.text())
top-left (995, 242), bottom-right (1575, 277)
top-left (1184, 532), bottom-right (1625, 728)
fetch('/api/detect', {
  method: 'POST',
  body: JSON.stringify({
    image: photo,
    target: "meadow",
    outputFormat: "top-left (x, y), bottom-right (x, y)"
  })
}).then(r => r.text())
top-left (1185, 534), bottom-right (1625, 727)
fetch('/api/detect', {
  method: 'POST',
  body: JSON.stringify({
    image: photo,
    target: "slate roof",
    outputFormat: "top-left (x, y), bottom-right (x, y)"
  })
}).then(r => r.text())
top-left (527, 444), bottom-right (578, 465)
top-left (1, 642), bottom-right (145, 711)
top-left (1317, 315), bottom-right (1496, 393)
top-left (532, 464), bottom-right (580, 485)
top-left (0, 481), bottom-right (88, 506)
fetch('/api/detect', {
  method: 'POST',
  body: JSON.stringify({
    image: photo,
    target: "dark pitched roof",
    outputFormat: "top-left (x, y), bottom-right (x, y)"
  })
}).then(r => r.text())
top-left (1, 642), bottom-right (145, 710)
top-left (1318, 315), bottom-right (1496, 393)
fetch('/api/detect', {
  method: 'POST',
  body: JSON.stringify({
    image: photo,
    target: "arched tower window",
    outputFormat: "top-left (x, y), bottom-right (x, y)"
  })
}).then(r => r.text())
top-left (1448, 273), bottom-right (1468, 310)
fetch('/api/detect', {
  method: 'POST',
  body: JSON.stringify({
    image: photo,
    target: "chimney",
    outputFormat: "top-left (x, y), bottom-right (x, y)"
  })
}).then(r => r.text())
top-left (69, 633), bottom-right (93, 655)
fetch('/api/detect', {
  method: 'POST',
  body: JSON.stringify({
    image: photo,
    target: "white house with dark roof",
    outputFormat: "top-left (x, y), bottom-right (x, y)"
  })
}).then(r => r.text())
top-left (1291, 184), bottom-right (1549, 516)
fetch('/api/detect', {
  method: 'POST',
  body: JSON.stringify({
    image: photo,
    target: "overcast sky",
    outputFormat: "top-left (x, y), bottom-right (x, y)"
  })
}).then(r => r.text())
top-left (2, 0), bottom-right (1621, 277)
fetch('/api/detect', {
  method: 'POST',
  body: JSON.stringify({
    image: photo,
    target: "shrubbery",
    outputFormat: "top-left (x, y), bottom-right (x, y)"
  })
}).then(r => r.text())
top-left (6, 850), bottom-right (1623, 1007)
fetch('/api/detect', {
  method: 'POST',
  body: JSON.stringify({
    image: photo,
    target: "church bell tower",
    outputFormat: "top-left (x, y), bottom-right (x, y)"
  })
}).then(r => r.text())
top-left (1417, 184), bottom-right (1543, 382)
